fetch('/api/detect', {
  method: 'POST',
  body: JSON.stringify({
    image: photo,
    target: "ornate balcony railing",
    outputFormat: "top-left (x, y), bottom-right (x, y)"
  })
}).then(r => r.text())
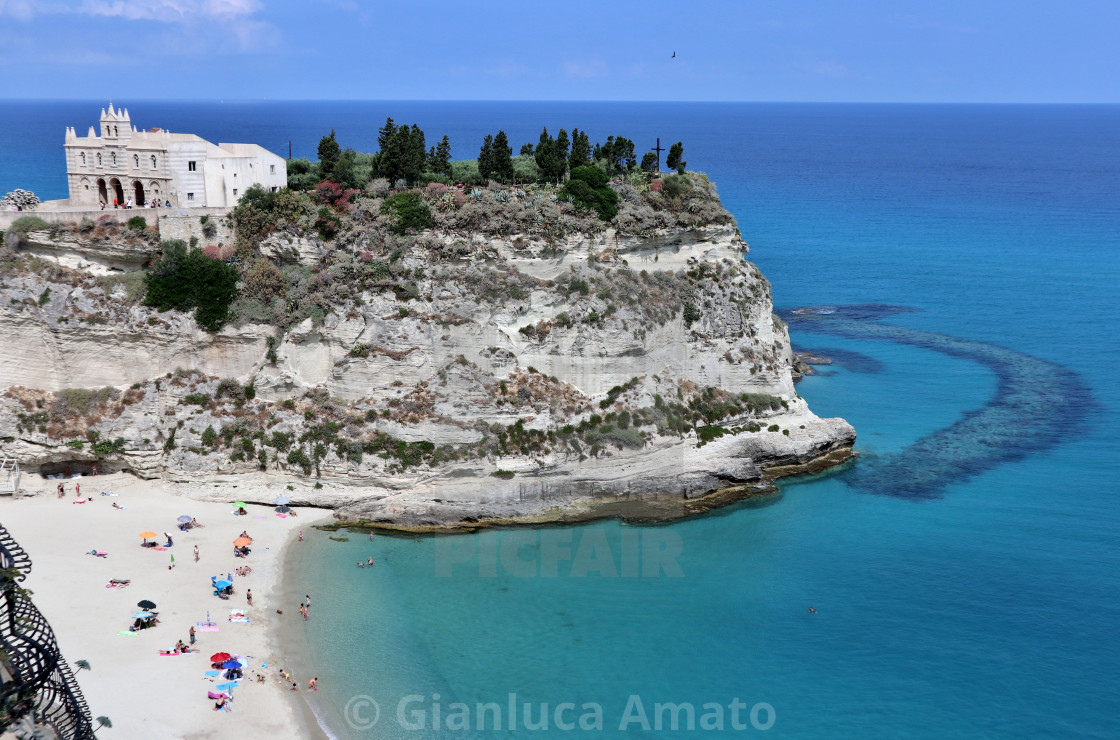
top-left (1, 522), bottom-right (96, 739)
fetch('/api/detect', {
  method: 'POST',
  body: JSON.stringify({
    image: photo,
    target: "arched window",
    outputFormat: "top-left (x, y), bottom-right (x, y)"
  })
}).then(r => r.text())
top-left (97, 153), bottom-right (102, 166)
top-left (151, 155), bottom-right (157, 170)
top-left (134, 154), bottom-right (140, 168)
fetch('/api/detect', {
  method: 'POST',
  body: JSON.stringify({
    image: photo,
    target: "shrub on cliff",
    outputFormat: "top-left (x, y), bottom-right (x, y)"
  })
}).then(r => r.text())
top-left (7, 216), bottom-right (50, 234)
top-left (561, 166), bottom-right (618, 221)
top-left (381, 192), bottom-right (432, 235)
top-left (144, 239), bottom-right (239, 332)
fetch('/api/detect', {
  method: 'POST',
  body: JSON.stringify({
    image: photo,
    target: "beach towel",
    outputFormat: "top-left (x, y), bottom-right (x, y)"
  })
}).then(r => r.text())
top-left (228, 610), bottom-right (250, 623)
top-left (197, 626), bottom-right (219, 632)
top-left (152, 547), bottom-right (168, 551)
top-left (276, 513), bottom-right (287, 518)
top-left (204, 670), bottom-right (221, 677)
top-left (99, 491), bottom-right (118, 496)
top-left (89, 551), bottom-right (108, 557)
top-left (252, 515), bottom-right (267, 520)
top-left (117, 631), bottom-right (139, 637)
top-left (72, 499), bottom-right (87, 504)
top-left (160, 650), bottom-right (184, 656)
top-left (207, 691), bottom-right (228, 700)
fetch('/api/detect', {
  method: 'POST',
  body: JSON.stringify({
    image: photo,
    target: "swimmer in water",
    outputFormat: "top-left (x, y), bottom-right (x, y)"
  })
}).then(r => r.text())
top-left (367, 557), bottom-right (373, 566)
top-left (808, 607), bottom-right (817, 613)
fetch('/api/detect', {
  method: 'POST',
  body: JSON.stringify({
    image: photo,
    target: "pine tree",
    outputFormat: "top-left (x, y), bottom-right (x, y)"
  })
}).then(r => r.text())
top-left (640, 151), bottom-right (658, 172)
top-left (431, 135), bottom-right (453, 178)
top-left (535, 127), bottom-right (558, 183)
top-left (403, 124), bottom-right (426, 184)
top-left (569, 129), bottom-right (591, 169)
top-left (478, 134), bottom-right (495, 181)
top-left (666, 141), bottom-right (686, 173)
top-left (555, 129), bottom-right (570, 180)
top-left (317, 129), bottom-right (341, 183)
top-left (375, 118), bottom-right (403, 183)
top-left (492, 130), bottom-right (514, 182)
top-left (520, 142), bottom-right (535, 156)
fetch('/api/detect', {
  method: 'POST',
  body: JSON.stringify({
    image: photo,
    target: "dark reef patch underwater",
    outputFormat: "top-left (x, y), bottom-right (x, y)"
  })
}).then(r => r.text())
top-left (781, 305), bottom-right (1094, 500)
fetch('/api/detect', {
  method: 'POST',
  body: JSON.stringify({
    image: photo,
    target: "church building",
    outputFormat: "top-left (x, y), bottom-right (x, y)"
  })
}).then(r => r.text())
top-left (63, 104), bottom-right (287, 208)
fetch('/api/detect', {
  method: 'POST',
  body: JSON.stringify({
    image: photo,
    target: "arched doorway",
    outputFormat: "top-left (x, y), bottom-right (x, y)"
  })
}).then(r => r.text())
top-left (109, 178), bottom-right (124, 207)
top-left (132, 181), bottom-right (146, 206)
top-left (97, 178), bottom-right (108, 205)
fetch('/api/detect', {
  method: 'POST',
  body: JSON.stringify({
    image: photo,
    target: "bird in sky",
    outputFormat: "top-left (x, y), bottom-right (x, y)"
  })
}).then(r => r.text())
top-left (671, 51), bottom-right (676, 58)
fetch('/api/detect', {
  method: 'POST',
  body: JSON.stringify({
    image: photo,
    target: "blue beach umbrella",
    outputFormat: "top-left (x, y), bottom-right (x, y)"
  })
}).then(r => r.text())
top-left (222, 660), bottom-right (243, 669)
top-left (215, 580), bottom-right (232, 589)
top-left (274, 496), bottom-right (291, 505)
top-left (177, 515), bottom-right (192, 523)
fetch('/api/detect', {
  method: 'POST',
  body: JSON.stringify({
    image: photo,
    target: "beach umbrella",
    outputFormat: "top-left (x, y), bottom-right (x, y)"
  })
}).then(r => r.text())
top-left (176, 515), bottom-right (192, 523)
top-left (233, 537), bottom-right (251, 547)
top-left (231, 501), bottom-right (247, 509)
top-left (274, 496), bottom-right (291, 505)
top-left (138, 531), bottom-right (157, 542)
top-left (137, 600), bottom-right (157, 610)
top-left (210, 652), bottom-right (231, 663)
top-left (215, 580), bottom-right (233, 589)
top-left (222, 660), bottom-right (243, 669)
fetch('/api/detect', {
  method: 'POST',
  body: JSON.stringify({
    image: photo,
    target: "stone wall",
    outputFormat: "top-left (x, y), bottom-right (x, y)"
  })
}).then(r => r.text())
top-left (156, 208), bottom-right (235, 248)
top-left (0, 207), bottom-right (234, 249)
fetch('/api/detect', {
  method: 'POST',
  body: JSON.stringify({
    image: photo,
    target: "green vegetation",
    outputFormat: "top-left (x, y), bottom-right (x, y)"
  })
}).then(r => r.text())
top-left (381, 192), bottom-right (432, 235)
top-left (144, 240), bottom-right (239, 332)
top-left (127, 216), bottom-right (147, 232)
top-left (561, 166), bottom-right (618, 221)
top-left (491, 469), bottom-right (515, 479)
top-left (6, 216), bottom-right (50, 234)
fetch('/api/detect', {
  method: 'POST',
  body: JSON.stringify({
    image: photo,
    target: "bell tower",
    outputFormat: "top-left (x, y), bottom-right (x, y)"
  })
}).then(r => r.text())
top-left (99, 103), bottom-right (132, 141)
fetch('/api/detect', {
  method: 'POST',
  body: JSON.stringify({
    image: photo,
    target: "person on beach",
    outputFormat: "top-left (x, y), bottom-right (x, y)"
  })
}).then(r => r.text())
top-left (194, 545), bottom-right (199, 562)
top-left (308, 677), bottom-right (318, 691)
top-left (189, 625), bottom-right (196, 644)
top-left (246, 589), bottom-right (253, 606)
top-left (57, 482), bottom-right (63, 499)
top-left (75, 482), bottom-right (80, 497)
top-left (370, 532), bottom-right (375, 541)
top-left (298, 530), bottom-right (303, 542)
top-left (213, 696), bottom-right (231, 711)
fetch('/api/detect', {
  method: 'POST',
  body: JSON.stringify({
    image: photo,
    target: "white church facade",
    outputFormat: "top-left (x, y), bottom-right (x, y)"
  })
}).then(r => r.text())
top-left (63, 104), bottom-right (287, 209)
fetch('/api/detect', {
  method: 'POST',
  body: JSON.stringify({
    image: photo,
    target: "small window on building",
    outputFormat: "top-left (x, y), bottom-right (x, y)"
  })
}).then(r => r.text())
top-left (111, 153), bottom-right (117, 165)
top-left (188, 161), bottom-right (197, 172)
top-left (187, 192), bottom-right (194, 201)
top-left (134, 154), bottom-right (139, 168)
top-left (151, 155), bottom-right (157, 169)
top-left (81, 152), bottom-right (87, 166)
top-left (233, 188), bottom-right (238, 197)
top-left (270, 164), bottom-right (276, 174)
top-left (97, 153), bottom-right (102, 166)
top-left (270, 186), bottom-right (278, 192)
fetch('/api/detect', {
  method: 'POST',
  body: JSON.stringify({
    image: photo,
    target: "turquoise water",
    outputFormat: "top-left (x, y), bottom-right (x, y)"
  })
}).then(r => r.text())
top-left (4, 103), bottom-right (1118, 738)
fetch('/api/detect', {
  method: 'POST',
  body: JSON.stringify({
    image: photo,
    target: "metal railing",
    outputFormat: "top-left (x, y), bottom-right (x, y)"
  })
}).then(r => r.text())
top-left (0, 523), bottom-right (96, 738)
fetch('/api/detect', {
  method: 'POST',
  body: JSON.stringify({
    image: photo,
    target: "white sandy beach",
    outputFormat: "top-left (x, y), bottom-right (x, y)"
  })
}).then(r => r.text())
top-left (0, 472), bottom-right (330, 740)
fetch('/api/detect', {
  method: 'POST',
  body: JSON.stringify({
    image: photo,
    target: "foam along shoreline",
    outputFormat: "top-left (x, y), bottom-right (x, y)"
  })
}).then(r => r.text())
top-left (0, 472), bottom-right (329, 739)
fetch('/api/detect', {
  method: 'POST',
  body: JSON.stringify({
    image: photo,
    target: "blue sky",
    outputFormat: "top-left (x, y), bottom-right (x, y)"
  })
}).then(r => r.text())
top-left (0, 0), bottom-right (1117, 102)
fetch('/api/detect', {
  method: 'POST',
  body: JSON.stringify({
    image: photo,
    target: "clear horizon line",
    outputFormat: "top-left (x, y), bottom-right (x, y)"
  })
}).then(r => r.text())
top-left (1, 98), bottom-right (1118, 106)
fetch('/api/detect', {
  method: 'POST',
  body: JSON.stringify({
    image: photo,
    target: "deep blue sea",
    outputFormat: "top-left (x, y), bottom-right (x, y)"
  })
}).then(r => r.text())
top-left (4, 102), bottom-right (1119, 738)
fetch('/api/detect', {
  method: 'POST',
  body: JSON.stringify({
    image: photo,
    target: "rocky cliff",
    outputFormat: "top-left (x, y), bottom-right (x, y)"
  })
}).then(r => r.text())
top-left (0, 181), bottom-right (855, 528)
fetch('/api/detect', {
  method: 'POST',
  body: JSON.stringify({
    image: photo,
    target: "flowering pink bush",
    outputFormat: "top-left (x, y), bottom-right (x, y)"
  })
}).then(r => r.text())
top-left (358, 251), bottom-right (374, 263)
top-left (202, 245), bottom-right (221, 259)
top-left (453, 190), bottom-right (467, 207)
top-left (650, 179), bottom-right (664, 193)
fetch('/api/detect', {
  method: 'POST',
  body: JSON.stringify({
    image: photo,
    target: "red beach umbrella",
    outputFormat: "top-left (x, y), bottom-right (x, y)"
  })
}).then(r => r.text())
top-left (210, 652), bottom-right (231, 663)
